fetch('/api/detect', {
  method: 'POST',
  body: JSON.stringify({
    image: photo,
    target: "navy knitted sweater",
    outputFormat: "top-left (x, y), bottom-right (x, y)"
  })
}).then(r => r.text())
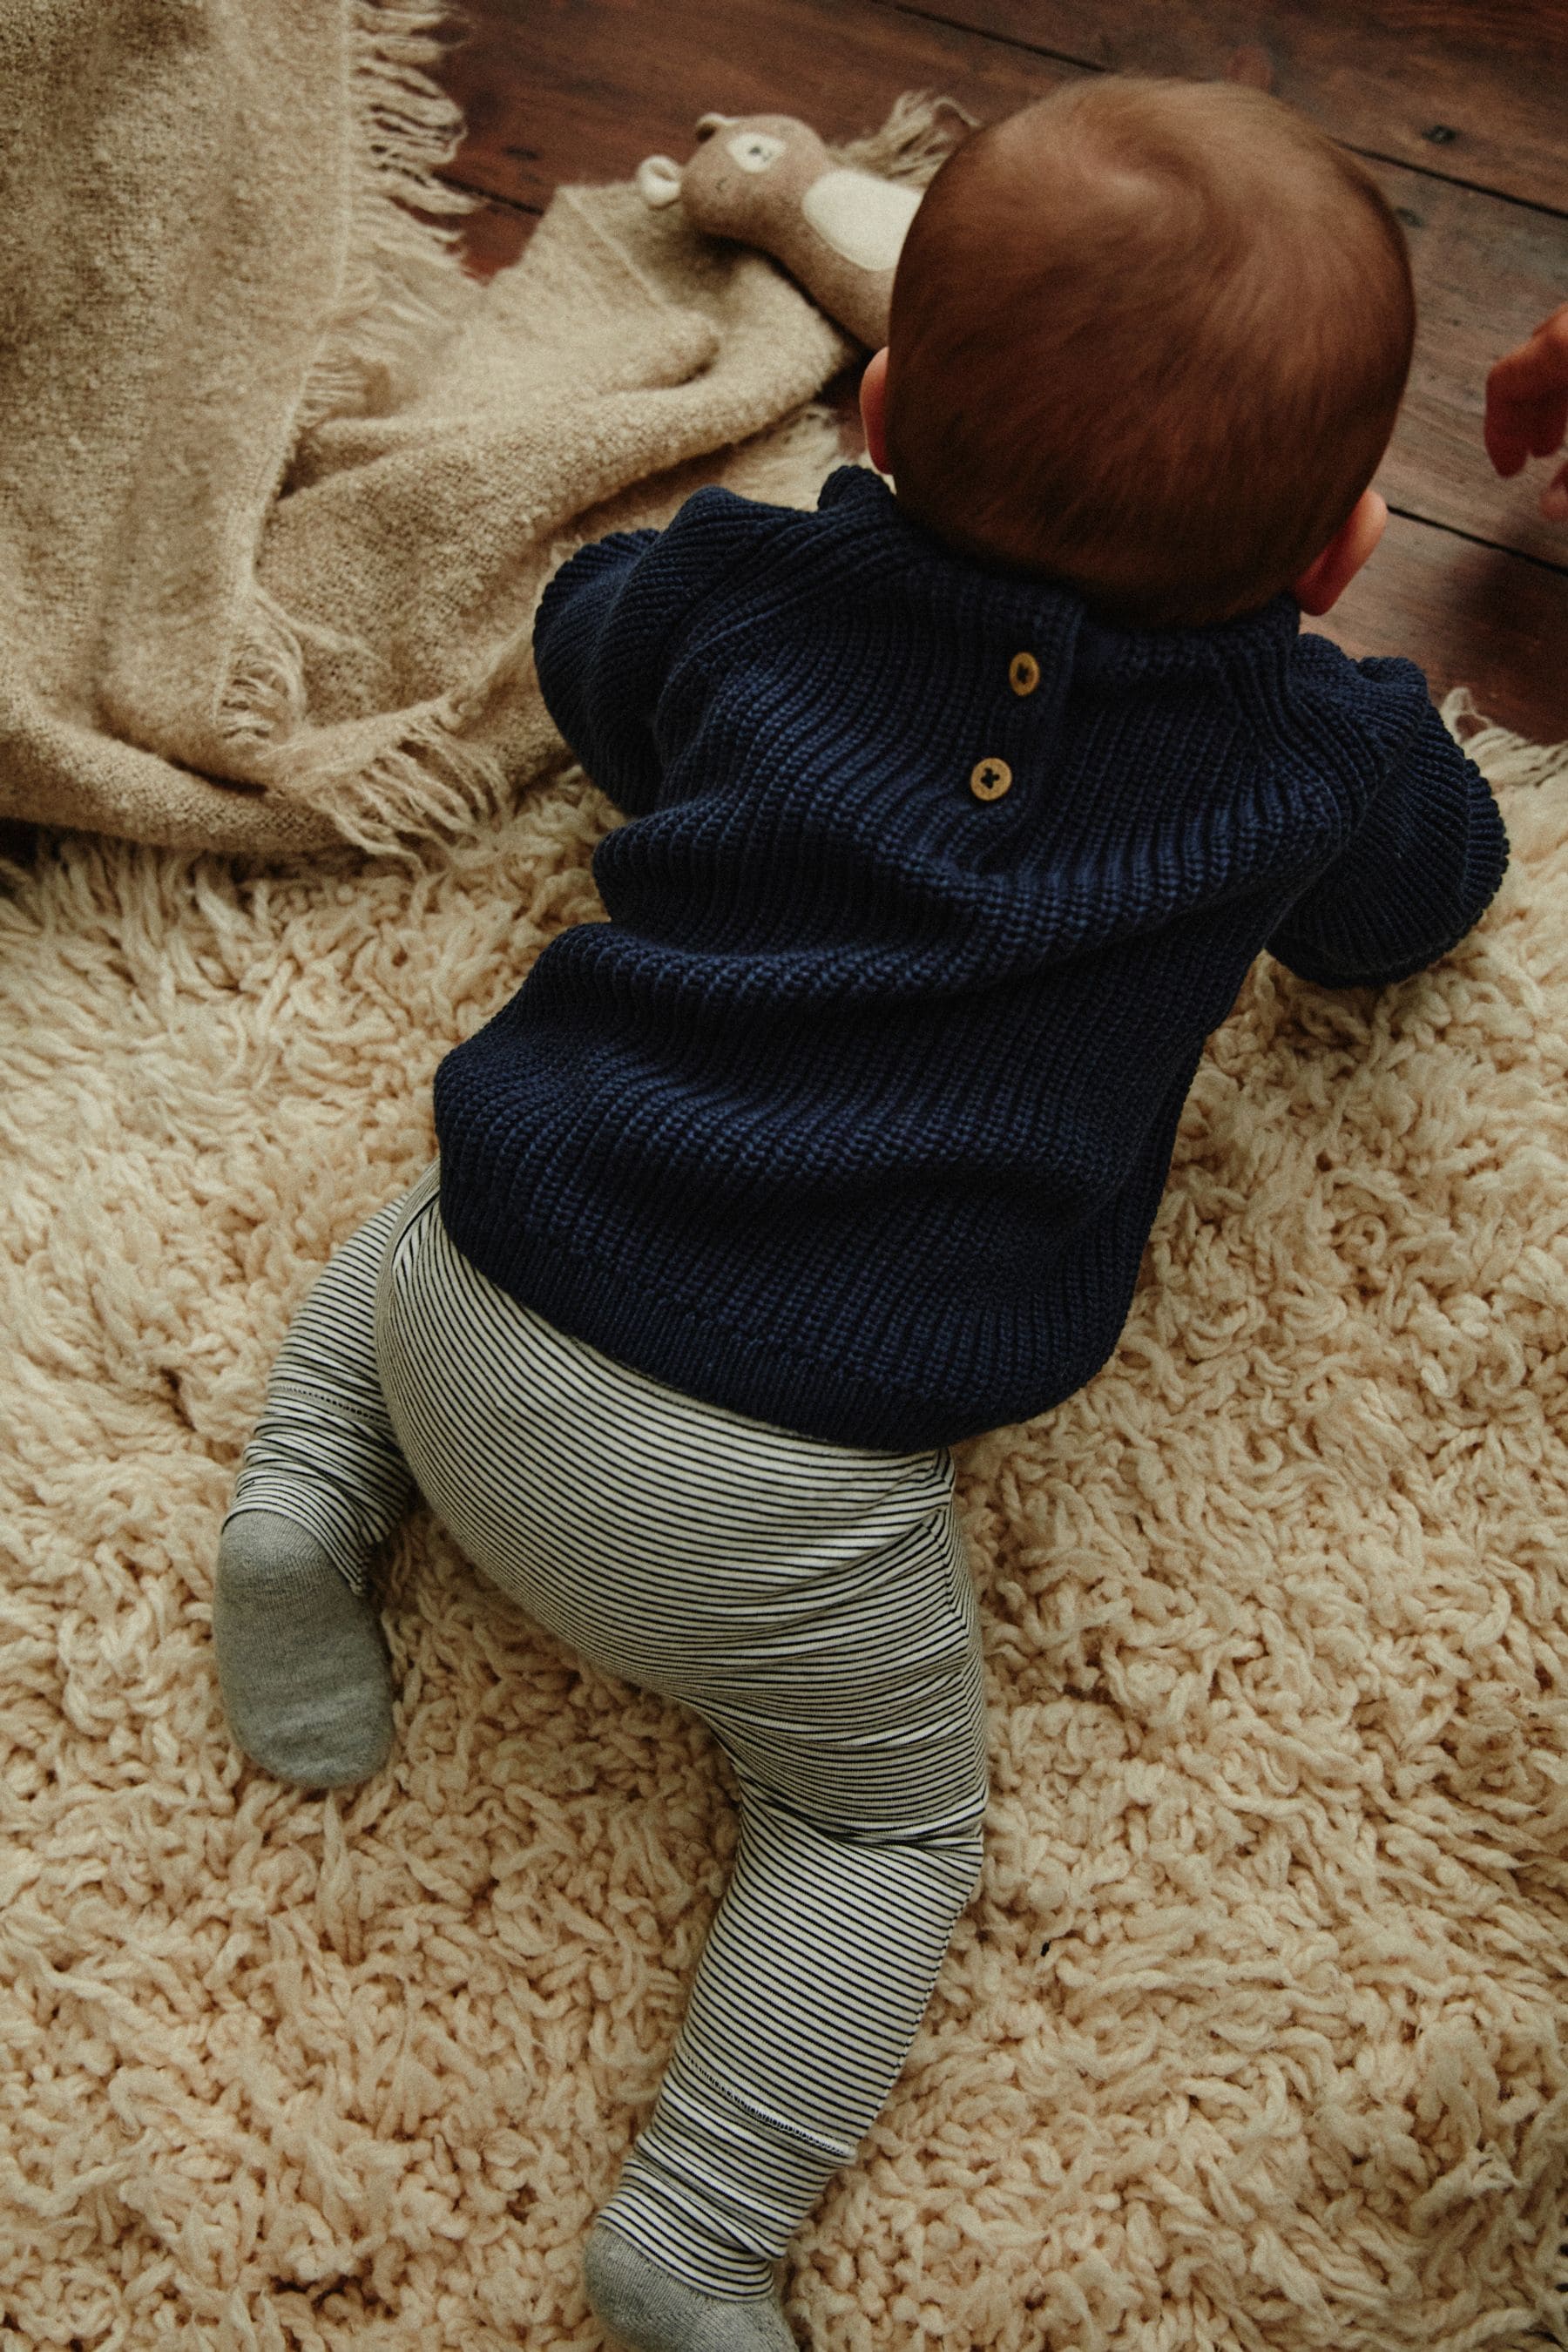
top-left (434, 466), bottom-right (1508, 1450)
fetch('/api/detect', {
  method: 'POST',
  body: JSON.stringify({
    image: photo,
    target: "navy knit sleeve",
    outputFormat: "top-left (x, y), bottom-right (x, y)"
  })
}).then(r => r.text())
top-left (1267, 687), bottom-right (1509, 989)
top-left (531, 489), bottom-right (775, 818)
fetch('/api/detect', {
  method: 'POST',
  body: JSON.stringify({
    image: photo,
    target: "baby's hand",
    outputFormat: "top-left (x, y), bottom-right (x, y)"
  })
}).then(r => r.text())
top-left (1485, 301), bottom-right (1568, 518)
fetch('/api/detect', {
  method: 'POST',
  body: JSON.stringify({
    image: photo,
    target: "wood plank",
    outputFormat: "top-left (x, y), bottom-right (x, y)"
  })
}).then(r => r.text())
top-left (1315, 514), bottom-right (1568, 741)
top-left (454, 193), bottom-right (534, 280)
top-left (1374, 157), bottom-right (1568, 567)
top-left (891, 0), bottom-right (1568, 214)
top-left (439, 0), bottom-right (1071, 216)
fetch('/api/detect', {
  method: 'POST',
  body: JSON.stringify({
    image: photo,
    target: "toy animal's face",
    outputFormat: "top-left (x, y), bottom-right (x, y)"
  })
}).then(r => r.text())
top-left (633, 106), bottom-right (916, 347)
top-left (637, 112), bottom-right (828, 225)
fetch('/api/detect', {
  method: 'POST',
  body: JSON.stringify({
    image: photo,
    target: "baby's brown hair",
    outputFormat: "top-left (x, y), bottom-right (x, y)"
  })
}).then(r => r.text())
top-left (884, 78), bottom-right (1416, 626)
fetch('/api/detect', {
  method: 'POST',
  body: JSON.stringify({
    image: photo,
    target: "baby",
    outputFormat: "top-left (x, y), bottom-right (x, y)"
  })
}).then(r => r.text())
top-left (214, 76), bottom-right (1508, 2352)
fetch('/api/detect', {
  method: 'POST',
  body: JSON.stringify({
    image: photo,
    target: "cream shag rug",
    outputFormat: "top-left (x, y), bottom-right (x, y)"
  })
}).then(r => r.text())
top-left (3, 703), bottom-right (1567, 2352)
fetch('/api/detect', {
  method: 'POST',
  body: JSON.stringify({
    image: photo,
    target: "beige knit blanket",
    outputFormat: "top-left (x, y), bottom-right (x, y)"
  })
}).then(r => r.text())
top-left (0, 0), bottom-right (939, 855)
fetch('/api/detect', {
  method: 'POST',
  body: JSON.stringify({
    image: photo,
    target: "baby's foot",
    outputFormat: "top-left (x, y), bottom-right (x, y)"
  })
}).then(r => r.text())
top-left (585, 2226), bottom-right (799, 2351)
top-left (213, 1511), bottom-right (393, 1788)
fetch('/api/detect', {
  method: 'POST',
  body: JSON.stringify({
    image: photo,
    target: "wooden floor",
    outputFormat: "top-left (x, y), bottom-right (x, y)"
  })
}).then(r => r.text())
top-left (434, 0), bottom-right (1568, 745)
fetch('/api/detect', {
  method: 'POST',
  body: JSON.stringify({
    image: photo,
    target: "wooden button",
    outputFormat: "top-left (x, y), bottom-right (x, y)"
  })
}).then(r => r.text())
top-left (970, 757), bottom-right (1012, 801)
top-left (1009, 651), bottom-right (1040, 696)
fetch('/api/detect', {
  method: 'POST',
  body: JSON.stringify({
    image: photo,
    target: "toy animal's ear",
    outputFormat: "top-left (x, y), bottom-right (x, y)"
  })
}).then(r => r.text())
top-left (637, 155), bottom-right (684, 208)
top-left (695, 113), bottom-right (738, 141)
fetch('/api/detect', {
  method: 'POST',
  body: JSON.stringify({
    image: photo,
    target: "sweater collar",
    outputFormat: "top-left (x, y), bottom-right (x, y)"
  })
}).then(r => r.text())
top-left (815, 464), bottom-right (1301, 681)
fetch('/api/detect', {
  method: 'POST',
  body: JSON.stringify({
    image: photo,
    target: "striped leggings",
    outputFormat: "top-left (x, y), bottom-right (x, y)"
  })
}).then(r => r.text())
top-left (226, 1165), bottom-right (990, 2296)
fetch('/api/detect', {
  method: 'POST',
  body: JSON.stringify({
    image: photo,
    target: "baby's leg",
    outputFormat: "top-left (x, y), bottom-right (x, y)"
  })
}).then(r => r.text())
top-left (371, 1197), bottom-right (987, 2347)
top-left (590, 1784), bottom-right (983, 2350)
top-left (216, 1181), bottom-right (424, 1787)
top-left (592, 1509), bottom-right (986, 2345)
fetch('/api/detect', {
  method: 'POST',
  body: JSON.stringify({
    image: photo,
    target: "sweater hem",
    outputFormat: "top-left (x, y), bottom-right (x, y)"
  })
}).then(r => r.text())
top-left (435, 1195), bottom-right (1076, 1454)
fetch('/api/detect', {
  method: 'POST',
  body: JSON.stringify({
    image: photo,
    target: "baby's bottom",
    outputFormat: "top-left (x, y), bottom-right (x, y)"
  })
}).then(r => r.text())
top-left (223, 1165), bottom-right (989, 2301)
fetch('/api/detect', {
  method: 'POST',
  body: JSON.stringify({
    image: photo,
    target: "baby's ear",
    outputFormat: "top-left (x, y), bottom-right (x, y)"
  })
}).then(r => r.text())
top-left (1292, 490), bottom-right (1388, 617)
top-left (860, 347), bottom-right (891, 476)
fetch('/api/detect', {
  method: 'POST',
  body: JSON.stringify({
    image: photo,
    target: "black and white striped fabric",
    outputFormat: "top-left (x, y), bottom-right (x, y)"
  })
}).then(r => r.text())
top-left (226, 1163), bottom-right (990, 2298)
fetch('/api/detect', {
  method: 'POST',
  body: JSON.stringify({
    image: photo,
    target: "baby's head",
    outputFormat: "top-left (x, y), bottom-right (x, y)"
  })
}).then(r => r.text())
top-left (872, 78), bottom-right (1415, 627)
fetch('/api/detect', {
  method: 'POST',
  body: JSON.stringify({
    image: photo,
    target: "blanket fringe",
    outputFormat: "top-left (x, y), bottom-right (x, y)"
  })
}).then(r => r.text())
top-left (831, 90), bottom-right (977, 185)
top-left (1443, 687), bottom-right (1568, 786)
top-left (268, 684), bottom-right (517, 858)
top-left (297, 0), bottom-right (478, 434)
top-left (218, 0), bottom-right (481, 778)
top-left (220, 588), bottom-right (310, 747)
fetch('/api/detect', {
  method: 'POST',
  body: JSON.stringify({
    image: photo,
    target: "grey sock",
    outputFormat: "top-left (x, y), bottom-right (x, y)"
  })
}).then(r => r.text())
top-left (213, 1511), bottom-right (393, 1788)
top-left (584, 2226), bottom-right (799, 2352)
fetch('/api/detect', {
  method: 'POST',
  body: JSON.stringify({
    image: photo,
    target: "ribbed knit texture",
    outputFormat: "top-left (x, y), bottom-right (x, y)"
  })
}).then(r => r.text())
top-left (433, 467), bottom-right (1508, 1449)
